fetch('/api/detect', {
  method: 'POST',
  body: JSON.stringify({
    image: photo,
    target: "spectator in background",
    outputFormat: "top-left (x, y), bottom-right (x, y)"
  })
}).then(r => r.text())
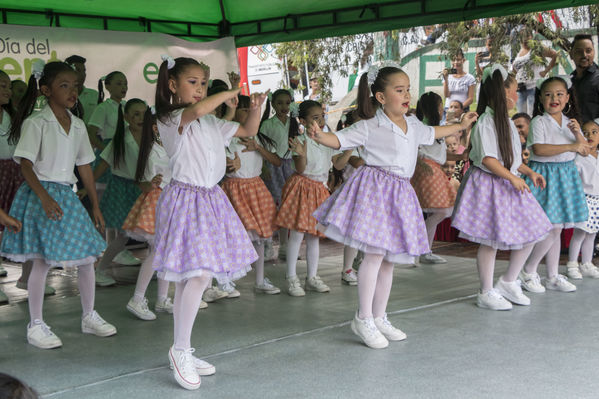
top-left (475, 37), bottom-right (493, 79)
top-left (570, 34), bottom-right (599, 122)
top-left (511, 28), bottom-right (557, 116)
top-left (442, 49), bottom-right (476, 110)
top-left (521, 144), bottom-right (530, 165)
top-left (10, 80), bottom-right (27, 112)
top-left (64, 55), bottom-right (99, 124)
top-left (512, 112), bottom-right (531, 144)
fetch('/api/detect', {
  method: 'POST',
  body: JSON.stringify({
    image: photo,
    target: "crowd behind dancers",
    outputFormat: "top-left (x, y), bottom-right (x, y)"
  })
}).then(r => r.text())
top-left (0, 32), bottom-right (598, 391)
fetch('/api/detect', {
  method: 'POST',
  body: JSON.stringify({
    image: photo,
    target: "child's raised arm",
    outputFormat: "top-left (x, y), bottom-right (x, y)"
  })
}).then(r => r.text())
top-left (433, 112), bottom-right (478, 139)
top-left (180, 88), bottom-right (241, 127)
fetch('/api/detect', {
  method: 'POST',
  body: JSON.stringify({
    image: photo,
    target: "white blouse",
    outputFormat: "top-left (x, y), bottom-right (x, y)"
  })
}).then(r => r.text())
top-left (0, 110), bottom-right (14, 160)
top-left (13, 105), bottom-right (95, 185)
top-left (260, 116), bottom-right (291, 159)
top-left (100, 127), bottom-right (140, 180)
top-left (157, 110), bottom-right (239, 187)
top-left (445, 73), bottom-right (476, 108)
top-left (292, 134), bottom-right (341, 182)
top-left (527, 113), bottom-right (577, 163)
top-left (88, 98), bottom-right (125, 140)
top-left (226, 136), bottom-right (275, 179)
top-left (419, 139), bottom-right (447, 165)
top-left (576, 153), bottom-right (599, 196)
top-left (470, 107), bottom-right (522, 175)
top-left (335, 109), bottom-right (435, 178)
top-left (144, 143), bottom-right (171, 189)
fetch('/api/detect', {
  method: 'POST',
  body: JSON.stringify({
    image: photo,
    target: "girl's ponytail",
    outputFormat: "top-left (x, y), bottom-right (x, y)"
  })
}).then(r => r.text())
top-left (154, 60), bottom-right (172, 121)
top-left (261, 97), bottom-right (271, 125)
top-left (112, 103), bottom-right (125, 168)
top-left (97, 77), bottom-right (104, 104)
top-left (135, 107), bottom-right (157, 182)
top-left (356, 72), bottom-right (377, 120)
top-left (8, 74), bottom-right (38, 145)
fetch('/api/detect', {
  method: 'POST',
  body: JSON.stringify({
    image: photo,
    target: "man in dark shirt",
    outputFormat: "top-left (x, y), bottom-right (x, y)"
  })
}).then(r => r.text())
top-left (570, 34), bottom-right (599, 122)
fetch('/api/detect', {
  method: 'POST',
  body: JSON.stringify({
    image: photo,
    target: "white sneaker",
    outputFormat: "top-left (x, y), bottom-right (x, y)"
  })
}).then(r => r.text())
top-left (254, 277), bottom-right (281, 294)
top-left (286, 276), bottom-right (305, 297)
top-left (169, 353), bottom-right (216, 376)
top-left (169, 347), bottom-right (201, 390)
top-left (373, 314), bottom-right (407, 341)
top-left (155, 297), bottom-right (174, 313)
top-left (0, 265), bottom-right (7, 277)
top-left (350, 312), bottom-right (389, 349)
top-left (113, 249), bottom-right (142, 266)
top-left (546, 274), bottom-right (577, 292)
top-left (580, 262), bottom-right (599, 278)
top-left (341, 269), bottom-right (358, 286)
top-left (218, 281), bottom-right (240, 298)
top-left (202, 287), bottom-right (229, 303)
top-left (16, 280), bottom-right (56, 296)
top-left (494, 277), bottom-right (530, 306)
top-left (476, 289), bottom-right (512, 310)
top-left (95, 269), bottom-right (116, 287)
top-left (566, 261), bottom-right (583, 280)
top-left (0, 289), bottom-right (7, 303)
top-left (82, 310), bottom-right (117, 337)
top-left (305, 275), bottom-right (330, 293)
top-left (27, 320), bottom-right (62, 349)
top-left (519, 270), bottom-right (546, 293)
top-left (419, 253), bottom-right (447, 264)
top-left (199, 300), bottom-right (208, 309)
top-left (127, 297), bottom-right (156, 320)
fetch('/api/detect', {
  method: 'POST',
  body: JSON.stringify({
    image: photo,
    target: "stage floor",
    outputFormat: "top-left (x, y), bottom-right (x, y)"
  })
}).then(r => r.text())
top-left (1, 242), bottom-right (599, 398)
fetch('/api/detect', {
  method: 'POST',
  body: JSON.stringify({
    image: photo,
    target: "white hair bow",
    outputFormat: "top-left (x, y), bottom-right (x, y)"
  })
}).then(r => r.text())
top-left (482, 64), bottom-right (508, 83)
top-left (161, 54), bottom-right (175, 70)
top-left (366, 60), bottom-right (402, 86)
top-left (31, 59), bottom-right (45, 80)
top-left (536, 75), bottom-right (572, 91)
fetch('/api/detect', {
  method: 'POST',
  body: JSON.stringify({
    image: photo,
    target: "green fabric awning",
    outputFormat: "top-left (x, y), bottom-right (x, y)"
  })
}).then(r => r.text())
top-left (0, 1), bottom-right (595, 46)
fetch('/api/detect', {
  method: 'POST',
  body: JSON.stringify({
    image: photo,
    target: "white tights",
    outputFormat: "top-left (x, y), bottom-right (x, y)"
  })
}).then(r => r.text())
top-left (286, 230), bottom-right (320, 279)
top-left (28, 259), bottom-right (95, 323)
top-left (133, 247), bottom-right (169, 301)
top-left (173, 274), bottom-right (212, 350)
top-left (343, 246), bottom-right (359, 272)
top-left (568, 229), bottom-right (596, 265)
top-left (97, 231), bottom-right (128, 271)
top-left (357, 253), bottom-right (394, 319)
top-left (524, 227), bottom-right (562, 278)
top-left (424, 208), bottom-right (453, 250)
top-left (476, 243), bottom-right (534, 292)
top-left (253, 240), bottom-right (265, 285)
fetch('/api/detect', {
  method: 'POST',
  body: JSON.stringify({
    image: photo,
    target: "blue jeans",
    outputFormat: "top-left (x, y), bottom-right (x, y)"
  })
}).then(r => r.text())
top-left (517, 88), bottom-right (535, 116)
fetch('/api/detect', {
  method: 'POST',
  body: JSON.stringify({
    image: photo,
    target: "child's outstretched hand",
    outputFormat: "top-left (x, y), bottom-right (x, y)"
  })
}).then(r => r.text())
top-left (41, 194), bottom-right (63, 221)
top-left (460, 112), bottom-right (478, 128)
top-left (249, 91), bottom-right (269, 110)
top-left (306, 120), bottom-right (323, 141)
top-left (151, 174), bottom-right (163, 188)
top-left (529, 171), bottom-right (546, 189)
top-left (510, 175), bottom-right (530, 193)
top-left (289, 137), bottom-right (307, 157)
top-left (225, 95), bottom-right (239, 110)
top-left (0, 209), bottom-right (22, 233)
top-left (573, 140), bottom-right (592, 156)
top-left (227, 72), bottom-right (241, 89)
top-left (92, 205), bottom-right (105, 233)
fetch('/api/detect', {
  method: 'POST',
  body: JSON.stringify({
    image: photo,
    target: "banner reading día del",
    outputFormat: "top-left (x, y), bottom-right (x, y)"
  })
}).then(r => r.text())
top-left (0, 24), bottom-right (238, 102)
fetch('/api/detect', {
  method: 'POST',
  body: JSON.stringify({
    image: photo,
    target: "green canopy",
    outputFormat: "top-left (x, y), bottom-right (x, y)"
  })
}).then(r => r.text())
top-left (0, 0), bottom-right (595, 46)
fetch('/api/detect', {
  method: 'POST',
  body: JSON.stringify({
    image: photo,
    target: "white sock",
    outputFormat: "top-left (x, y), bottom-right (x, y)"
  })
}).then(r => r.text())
top-left (372, 260), bottom-right (394, 318)
top-left (286, 229), bottom-right (303, 278)
top-left (503, 243), bottom-right (534, 282)
top-left (424, 209), bottom-right (451, 249)
top-left (134, 249), bottom-right (156, 301)
top-left (343, 246), bottom-right (358, 272)
top-left (357, 253), bottom-right (384, 319)
top-left (581, 232), bottom-right (597, 265)
top-left (524, 228), bottom-right (560, 275)
top-left (568, 229), bottom-right (586, 263)
top-left (28, 259), bottom-right (51, 323)
top-left (253, 240), bottom-right (265, 285)
top-left (97, 232), bottom-right (128, 271)
top-left (78, 263), bottom-right (95, 316)
top-left (173, 275), bottom-right (211, 350)
top-left (476, 245), bottom-right (497, 292)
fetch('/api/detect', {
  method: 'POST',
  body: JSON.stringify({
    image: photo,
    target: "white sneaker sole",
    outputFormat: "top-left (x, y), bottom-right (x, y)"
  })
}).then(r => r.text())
top-left (82, 325), bottom-right (117, 337)
top-left (494, 287), bottom-right (530, 306)
top-left (27, 336), bottom-right (62, 349)
top-left (341, 278), bottom-right (358, 286)
top-left (169, 358), bottom-right (216, 376)
top-left (126, 304), bottom-right (157, 320)
top-left (225, 291), bottom-right (241, 298)
top-left (350, 320), bottom-right (389, 349)
top-left (254, 287), bottom-right (281, 295)
top-left (287, 289), bottom-right (306, 297)
top-left (546, 284), bottom-right (576, 293)
top-left (155, 306), bottom-right (174, 314)
top-left (305, 286), bottom-right (330, 293)
top-left (476, 298), bottom-right (512, 311)
top-left (168, 350), bottom-right (201, 390)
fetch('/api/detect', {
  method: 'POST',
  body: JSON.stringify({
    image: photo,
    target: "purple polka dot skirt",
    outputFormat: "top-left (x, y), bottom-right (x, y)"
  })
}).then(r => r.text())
top-left (313, 166), bottom-right (430, 264)
top-left (152, 180), bottom-right (256, 283)
top-left (451, 167), bottom-right (552, 250)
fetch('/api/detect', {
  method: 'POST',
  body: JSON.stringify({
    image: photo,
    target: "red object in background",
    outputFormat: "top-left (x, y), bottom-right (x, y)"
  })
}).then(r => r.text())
top-left (237, 47), bottom-right (249, 95)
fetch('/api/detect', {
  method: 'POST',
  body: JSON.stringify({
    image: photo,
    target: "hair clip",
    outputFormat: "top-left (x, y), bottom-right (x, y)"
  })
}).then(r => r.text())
top-left (161, 54), bottom-right (176, 70)
top-left (482, 63), bottom-right (508, 83)
top-left (367, 60), bottom-right (402, 85)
